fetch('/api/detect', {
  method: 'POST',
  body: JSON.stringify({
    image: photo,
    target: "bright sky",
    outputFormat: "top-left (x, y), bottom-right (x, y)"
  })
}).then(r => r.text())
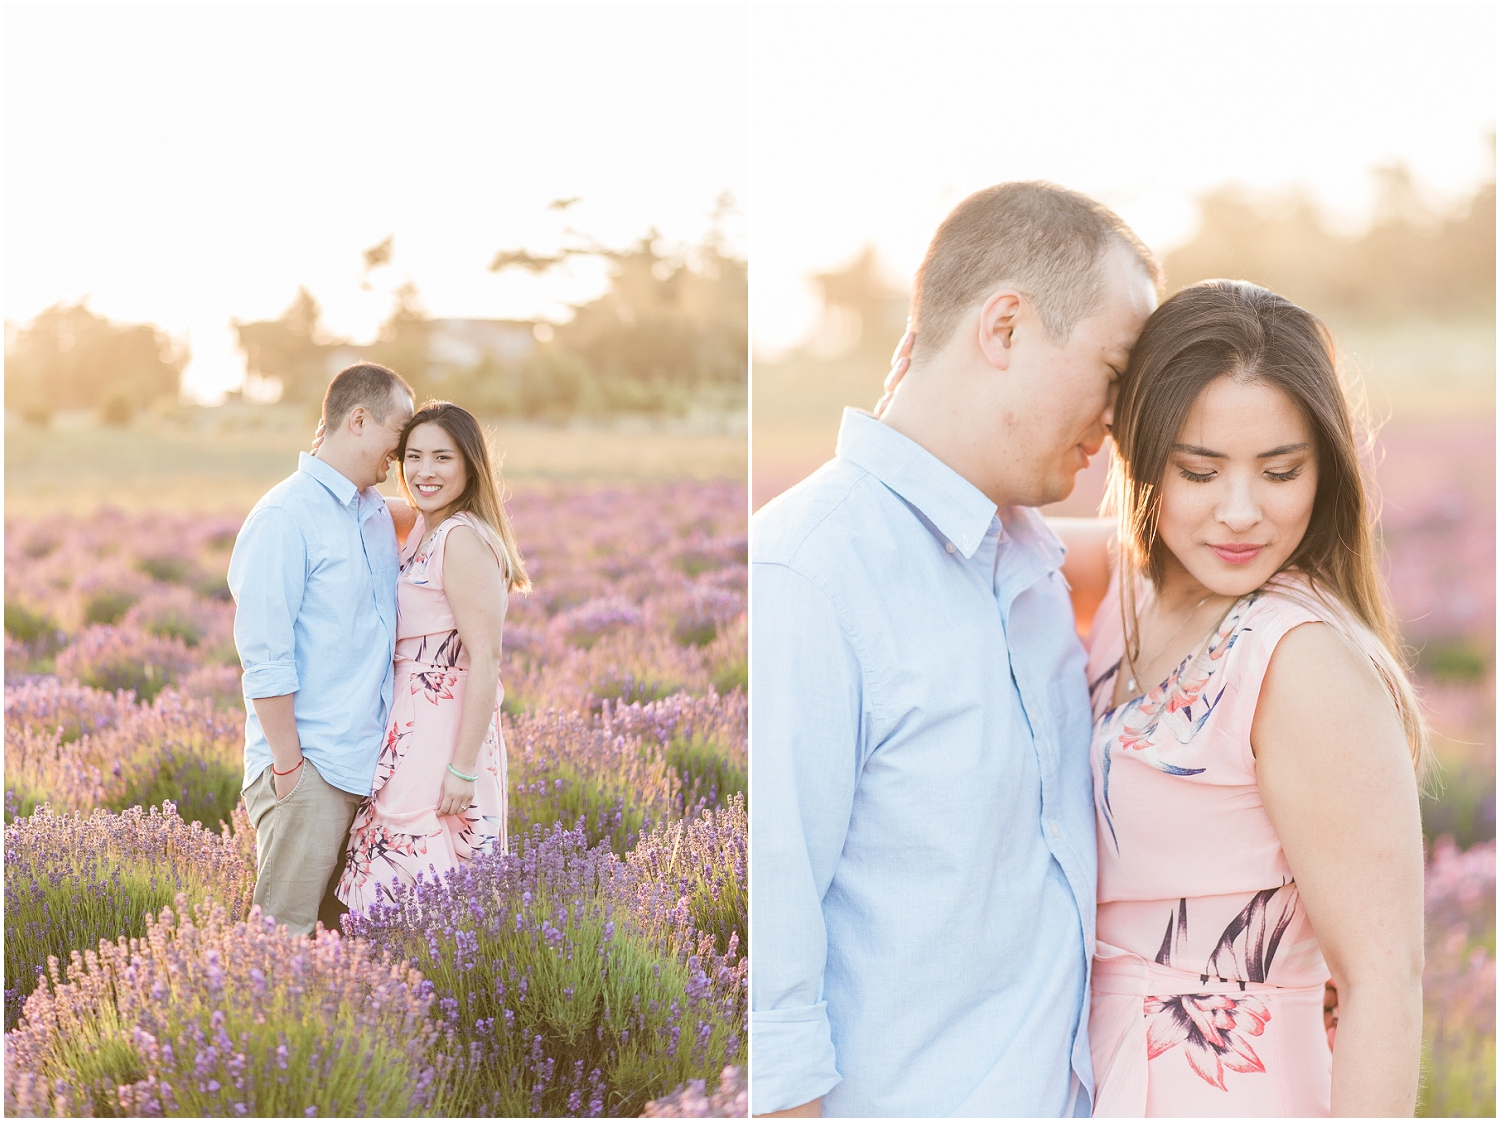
top-left (6, 5), bottom-right (748, 402)
top-left (749, 3), bottom-right (1495, 355)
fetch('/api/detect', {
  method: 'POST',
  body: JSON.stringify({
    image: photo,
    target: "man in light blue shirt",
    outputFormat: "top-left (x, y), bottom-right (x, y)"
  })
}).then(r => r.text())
top-left (751, 183), bottom-right (1160, 1117)
top-left (229, 363), bottom-right (415, 936)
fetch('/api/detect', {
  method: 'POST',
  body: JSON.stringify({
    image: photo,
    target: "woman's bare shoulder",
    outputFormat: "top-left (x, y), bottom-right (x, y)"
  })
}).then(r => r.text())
top-left (441, 518), bottom-right (504, 576)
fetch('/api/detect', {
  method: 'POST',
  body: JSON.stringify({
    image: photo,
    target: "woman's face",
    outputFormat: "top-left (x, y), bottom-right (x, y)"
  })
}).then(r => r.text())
top-left (402, 421), bottom-right (468, 517)
top-left (1155, 375), bottom-right (1319, 598)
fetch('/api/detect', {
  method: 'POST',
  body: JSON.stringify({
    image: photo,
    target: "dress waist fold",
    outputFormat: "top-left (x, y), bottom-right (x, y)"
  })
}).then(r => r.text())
top-left (394, 656), bottom-right (469, 672)
top-left (1092, 940), bottom-right (1323, 998)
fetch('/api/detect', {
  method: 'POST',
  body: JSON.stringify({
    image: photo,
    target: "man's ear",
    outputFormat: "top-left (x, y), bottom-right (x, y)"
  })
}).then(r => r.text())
top-left (977, 290), bottom-right (1023, 372)
top-left (346, 405), bottom-right (368, 435)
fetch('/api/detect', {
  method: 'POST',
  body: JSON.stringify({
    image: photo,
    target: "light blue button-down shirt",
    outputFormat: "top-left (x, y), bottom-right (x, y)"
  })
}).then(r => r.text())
top-left (228, 453), bottom-right (399, 797)
top-left (750, 409), bottom-right (1098, 1118)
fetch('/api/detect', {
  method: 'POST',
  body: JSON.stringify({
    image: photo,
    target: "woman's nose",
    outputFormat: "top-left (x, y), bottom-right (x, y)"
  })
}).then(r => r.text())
top-left (1217, 477), bottom-right (1261, 533)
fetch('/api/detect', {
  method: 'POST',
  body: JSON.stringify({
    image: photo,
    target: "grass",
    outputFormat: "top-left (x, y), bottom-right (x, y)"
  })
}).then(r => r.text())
top-left (4, 406), bottom-right (746, 516)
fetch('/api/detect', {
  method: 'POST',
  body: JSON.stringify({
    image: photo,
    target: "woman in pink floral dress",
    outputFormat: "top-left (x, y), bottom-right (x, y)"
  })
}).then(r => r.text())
top-left (1054, 282), bottom-right (1430, 1116)
top-left (338, 401), bottom-right (530, 911)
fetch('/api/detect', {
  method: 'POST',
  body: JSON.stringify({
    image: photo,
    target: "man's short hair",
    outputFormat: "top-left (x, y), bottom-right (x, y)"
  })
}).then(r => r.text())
top-left (910, 181), bottom-right (1163, 360)
top-left (321, 363), bottom-right (413, 428)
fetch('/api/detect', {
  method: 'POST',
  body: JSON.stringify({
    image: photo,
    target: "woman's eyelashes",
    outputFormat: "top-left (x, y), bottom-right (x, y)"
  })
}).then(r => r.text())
top-left (1176, 464), bottom-right (1216, 483)
top-left (1173, 462), bottom-right (1305, 483)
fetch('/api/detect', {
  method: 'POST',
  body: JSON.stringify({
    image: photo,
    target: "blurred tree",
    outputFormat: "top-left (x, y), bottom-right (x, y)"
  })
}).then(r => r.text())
top-left (1164, 166), bottom-right (1495, 320)
top-left (489, 202), bottom-right (747, 416)
top-left (555, 229), bottom-right (747, 411)
top-left (232, 288), bottom-right (341, 407)
top-left (4, 301), bottom-right (185, 426)
top-left (365, 281), bottom-right (433, 397)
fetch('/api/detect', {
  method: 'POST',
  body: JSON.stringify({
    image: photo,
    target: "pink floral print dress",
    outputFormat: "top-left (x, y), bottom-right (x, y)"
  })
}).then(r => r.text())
top-left (337, 512), bottom-right (508, 911)
top-left (1086, 574), bottom-right (1333, 1117)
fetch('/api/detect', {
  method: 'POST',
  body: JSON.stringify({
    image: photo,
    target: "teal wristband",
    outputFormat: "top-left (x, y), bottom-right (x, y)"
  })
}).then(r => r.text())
top-left (447, 763), bottom-right (478, 783)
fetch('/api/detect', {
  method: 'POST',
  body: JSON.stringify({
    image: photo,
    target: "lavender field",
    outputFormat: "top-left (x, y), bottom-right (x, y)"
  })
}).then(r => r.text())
top-left (3, 431), bottom-right (1494, 1117)
top-left (3, 482), bottom-right (748, 1117)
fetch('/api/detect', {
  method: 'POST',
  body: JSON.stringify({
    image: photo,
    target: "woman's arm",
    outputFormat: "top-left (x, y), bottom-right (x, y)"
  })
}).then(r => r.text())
top-left (1043, 517), bottom-right (1115, 635)
top-left (1252, 622), bottom-right (1424, 1117)
top-left (436, 524), bottom-right (507, 817)
top-left (388, 498), bottom-right (418, 545)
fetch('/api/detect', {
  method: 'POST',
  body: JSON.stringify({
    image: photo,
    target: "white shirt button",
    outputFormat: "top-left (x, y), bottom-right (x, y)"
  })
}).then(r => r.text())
top-left (1051, 823), bottom-right (1060, 838)
top-left (945, 542), bottom-right (957, 554)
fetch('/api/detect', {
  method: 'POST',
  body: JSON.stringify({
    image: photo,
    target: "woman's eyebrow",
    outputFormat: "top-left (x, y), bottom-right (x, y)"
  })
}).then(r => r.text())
top-left (1171, 442), bottom-right (1225, 459)
top-left (1170, 441), bottom-right (1310, 459)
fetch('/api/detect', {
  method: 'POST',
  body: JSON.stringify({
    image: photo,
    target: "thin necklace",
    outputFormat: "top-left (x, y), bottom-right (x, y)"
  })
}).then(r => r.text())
top-left (1124, 592), bottom-right (1223, 693)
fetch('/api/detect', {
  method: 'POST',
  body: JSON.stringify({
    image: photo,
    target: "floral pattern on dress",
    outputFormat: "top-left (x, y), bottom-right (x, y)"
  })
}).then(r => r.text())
top-left (338, 816), bottom-right (434, 905)
top-left (1143, 882), bottom-right (1301, 1090)
top-left (1095, 593), bottom-right (1261, 853)
top-left (369, 713), bottom-right (412, 798)
top-left (1145, 992), bottom-right (1271, 1091)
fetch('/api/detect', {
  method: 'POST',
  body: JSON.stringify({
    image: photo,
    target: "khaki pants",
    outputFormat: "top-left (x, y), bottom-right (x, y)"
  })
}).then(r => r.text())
top-left (243, 760), bottom-right (364, 937)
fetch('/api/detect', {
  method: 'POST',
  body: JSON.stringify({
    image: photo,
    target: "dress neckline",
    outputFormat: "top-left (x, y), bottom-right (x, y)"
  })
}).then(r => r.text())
top-left (1099, 590), bottom-right (1256, 722)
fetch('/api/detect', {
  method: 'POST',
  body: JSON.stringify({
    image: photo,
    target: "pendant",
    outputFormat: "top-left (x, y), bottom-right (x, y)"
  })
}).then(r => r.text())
top-left (1126, 677), bottom-right (1137, 691)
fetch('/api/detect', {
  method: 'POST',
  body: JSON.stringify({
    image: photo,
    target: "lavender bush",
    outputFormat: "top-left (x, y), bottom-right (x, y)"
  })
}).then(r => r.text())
top-left (507, 708), bottom-right (681, 855)
top-left (344, 823), bottom-right (745, 1117)
top-left (123, 585), bottom-right (234, 651)
top-left (4, 677), bottom-right (139, 744)
top-left (602, 691), bottom-right (748, 812)
top-left (54, 624), bottom-right (198, 702)
top-left (642, 1066), bottom-right (747, 1117)
top-left (73, 564), bottom-right (154, 628)
top-left (4, 898), bottom-right (442, 1118)
top-left (627, 797), bottom-right (747, 957)
top-left (6, 685), bottom-right (244, 828)
top-left (4, 803), bottom-right (256, 1029)
top-left (1418, 838), bottom-right (1496, 1117)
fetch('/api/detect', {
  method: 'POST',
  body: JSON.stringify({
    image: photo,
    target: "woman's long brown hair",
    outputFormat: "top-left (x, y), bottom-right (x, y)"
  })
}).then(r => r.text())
top-left (1104, 280), bottom-right (1430, 776)
top-left (397, 400), bottom-right (531, 593)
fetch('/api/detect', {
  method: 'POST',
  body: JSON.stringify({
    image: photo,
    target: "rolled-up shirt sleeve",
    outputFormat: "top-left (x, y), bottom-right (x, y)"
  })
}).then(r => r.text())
top-left (750, 560), bottom-right (864, 1114)
top-left (228, 506), bottom-right (306, 699)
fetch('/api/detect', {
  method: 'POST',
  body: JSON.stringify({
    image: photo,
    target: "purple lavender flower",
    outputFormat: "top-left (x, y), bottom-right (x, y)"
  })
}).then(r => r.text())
top-left (4, 898), bottom-right (443, 1118)
top-left (5, 803), bottom-right (256, 1029)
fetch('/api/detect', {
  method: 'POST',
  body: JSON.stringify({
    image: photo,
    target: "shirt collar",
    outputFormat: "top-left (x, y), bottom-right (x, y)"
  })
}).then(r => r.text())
top-left (999, 505), bottom-right (1067, 572)
top-left (835, 408), bottom-right (997, 559)
top-left (298, 452), bottom-right (360, 508)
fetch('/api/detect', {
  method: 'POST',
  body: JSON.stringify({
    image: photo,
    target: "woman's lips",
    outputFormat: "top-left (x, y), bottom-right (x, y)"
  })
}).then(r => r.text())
top-left (1210, 543), bottom-right (1263, 565)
